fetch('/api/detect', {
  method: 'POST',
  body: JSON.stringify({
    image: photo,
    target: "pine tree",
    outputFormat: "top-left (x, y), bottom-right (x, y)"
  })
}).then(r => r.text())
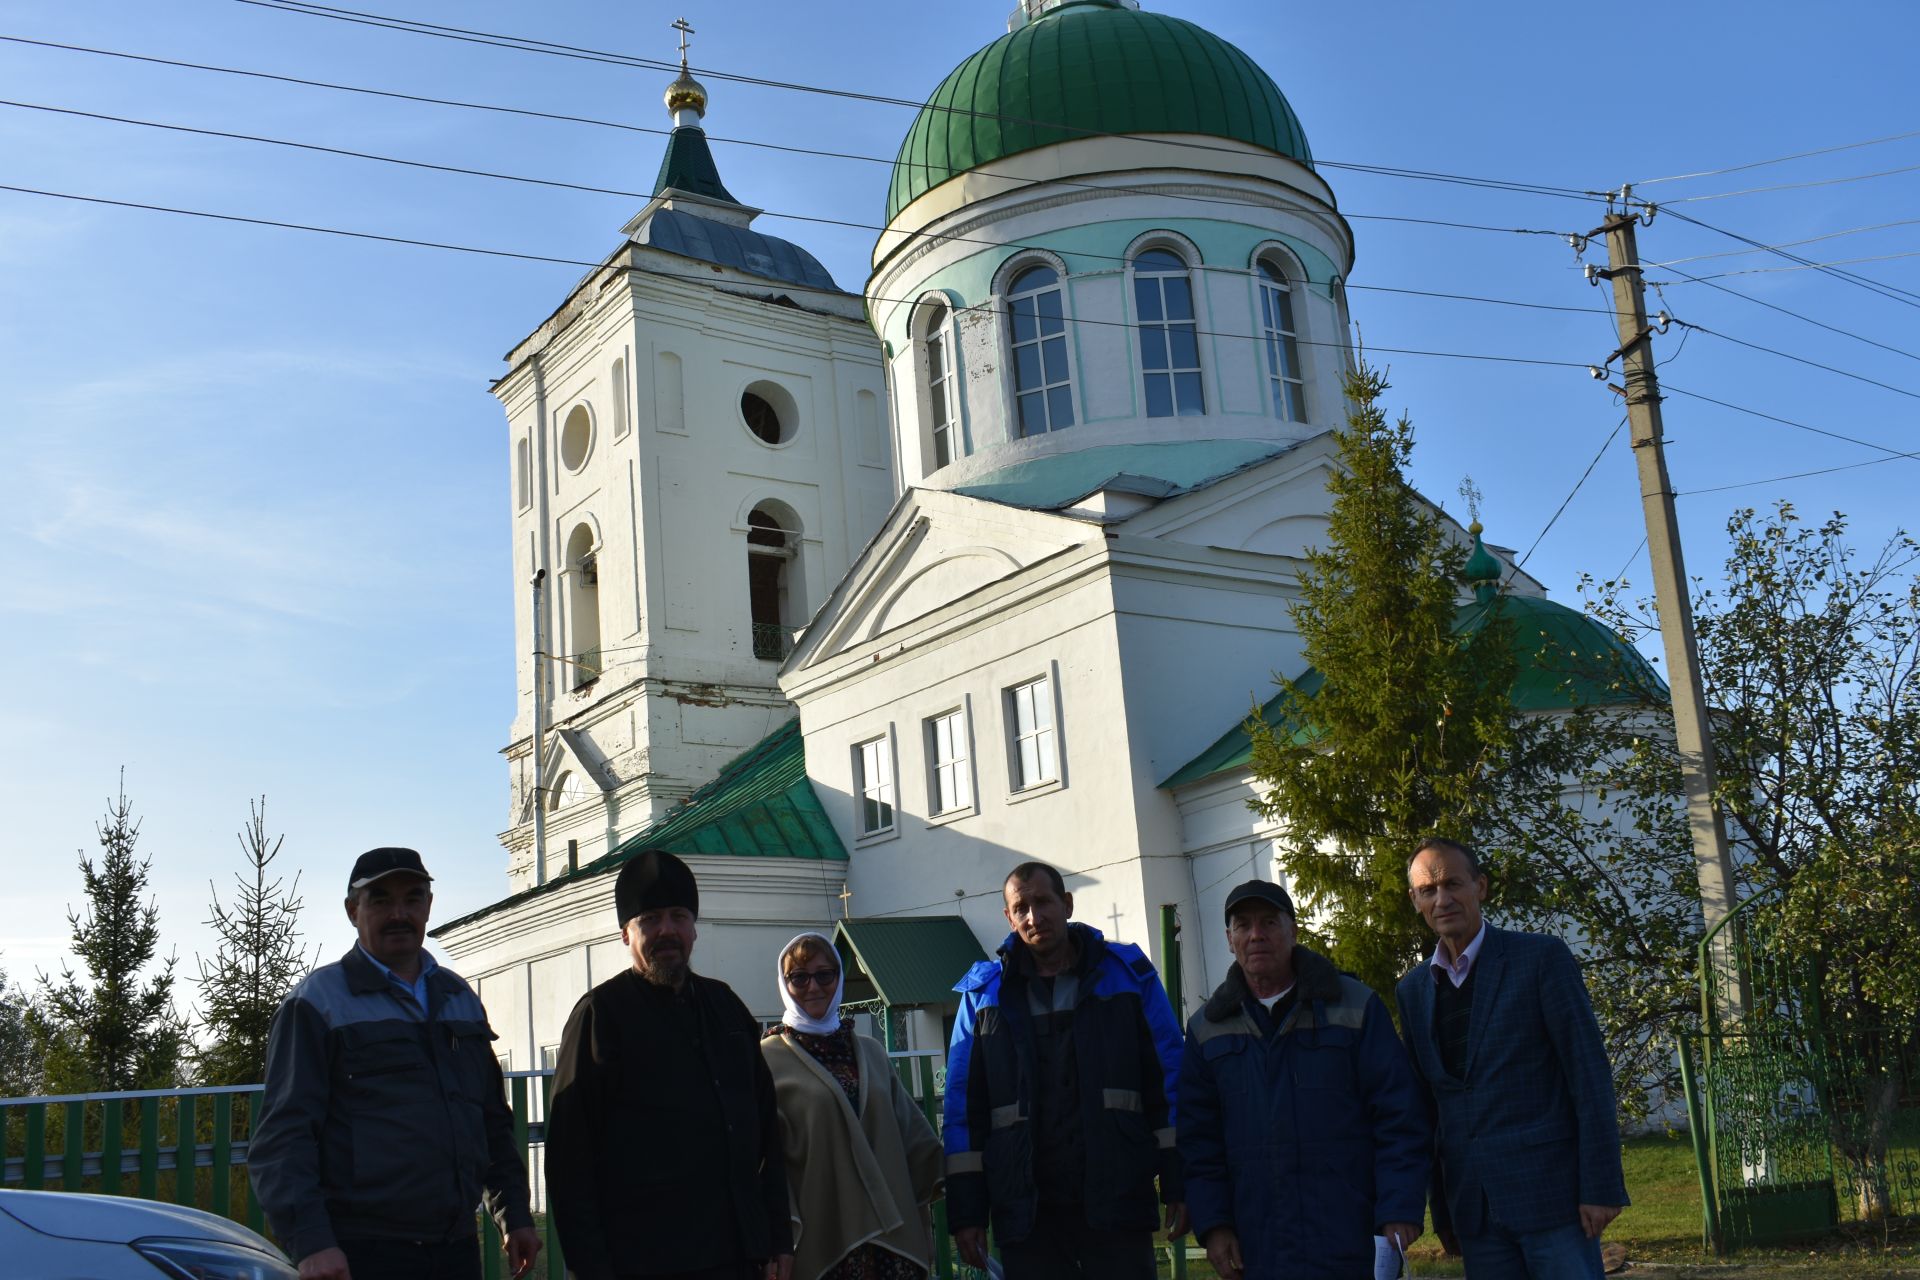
top-left (1248, 365), bottom-right (1516, 1000)
top-left (195, 798), bottom-right (311, 1085)
top-left (0, 964), bottom-right (39, 1098)
top-left (27, 773), bottom-right (190, 1092)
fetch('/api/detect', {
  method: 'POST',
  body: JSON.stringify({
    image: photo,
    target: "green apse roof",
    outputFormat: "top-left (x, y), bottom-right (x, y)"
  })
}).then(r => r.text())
top-left (887, 0), bottom-right (1314, 223)
top-left (431, 718), bottom-right (843, 936)
top-left (1160, 594), bottom-right (1668, 789)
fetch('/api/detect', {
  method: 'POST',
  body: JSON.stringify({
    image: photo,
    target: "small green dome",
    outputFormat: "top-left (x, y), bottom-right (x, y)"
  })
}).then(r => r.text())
top-left (887, 1), bottom-right (1313, 224)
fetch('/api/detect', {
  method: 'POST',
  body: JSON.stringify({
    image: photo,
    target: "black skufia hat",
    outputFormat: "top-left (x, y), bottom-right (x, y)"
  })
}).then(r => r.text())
top-left (615, 849), bottom-right (699, 928)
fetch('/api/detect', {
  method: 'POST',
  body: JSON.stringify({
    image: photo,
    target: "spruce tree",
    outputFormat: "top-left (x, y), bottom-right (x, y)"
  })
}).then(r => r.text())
top-left (27, 774), bottom-right (189, 1092)
top-left (1248, 366), bottom-right (1516, 999)
top-left (0, 964), bottom-right (38, 1098)
top-left (195, 798), bottom-right (311, 1085)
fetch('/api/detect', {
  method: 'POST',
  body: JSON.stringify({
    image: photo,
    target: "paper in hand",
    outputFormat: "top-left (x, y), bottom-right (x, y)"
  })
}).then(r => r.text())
top-left (1372, 1234), bottom-right (1406, 1280)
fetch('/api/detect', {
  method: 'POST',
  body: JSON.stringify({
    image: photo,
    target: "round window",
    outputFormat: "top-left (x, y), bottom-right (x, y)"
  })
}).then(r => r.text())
top-left (559, 404), bottom-right (592, 470)
top-left (740, 380), bottom-right (799, 446)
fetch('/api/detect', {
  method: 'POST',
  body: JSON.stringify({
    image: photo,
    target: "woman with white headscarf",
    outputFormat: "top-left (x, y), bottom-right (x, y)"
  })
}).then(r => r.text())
top-left (761, 932), bottom-right (944, 1280)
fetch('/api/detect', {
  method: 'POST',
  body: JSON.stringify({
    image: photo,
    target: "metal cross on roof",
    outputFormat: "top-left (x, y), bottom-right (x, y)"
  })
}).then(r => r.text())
top-left (838, 881), bottom-right (853, 919)
top-left (671, 17), bottom-right (694, 68)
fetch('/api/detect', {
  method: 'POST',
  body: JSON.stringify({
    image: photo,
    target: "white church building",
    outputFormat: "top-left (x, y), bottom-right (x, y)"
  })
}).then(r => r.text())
top-left (433, 0), bottom-right (1641, 1068)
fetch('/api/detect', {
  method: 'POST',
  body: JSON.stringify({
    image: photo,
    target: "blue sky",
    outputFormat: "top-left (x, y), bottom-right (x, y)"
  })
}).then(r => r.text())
top-left (2, 0), bottom-right (1915, 1009)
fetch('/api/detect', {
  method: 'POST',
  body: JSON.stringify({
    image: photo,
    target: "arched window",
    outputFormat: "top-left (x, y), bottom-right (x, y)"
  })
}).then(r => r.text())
top-left (1133, 248), bottom-right (1203, 417)
top-left (1257, 259), bottom-right (1306, 421)
top-left (564, 522), bottom-right (601, 687)
top-left (747, 505), bottom-right (797, 661)
top-left (921, 300), bottom-right (960, 469)
top-left (1007, 265), bottom-right (1073, 436)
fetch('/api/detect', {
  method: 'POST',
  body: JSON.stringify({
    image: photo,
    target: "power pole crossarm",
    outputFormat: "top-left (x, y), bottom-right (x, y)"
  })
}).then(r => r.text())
top-left (1595, 195), bottom-right (1740, 935)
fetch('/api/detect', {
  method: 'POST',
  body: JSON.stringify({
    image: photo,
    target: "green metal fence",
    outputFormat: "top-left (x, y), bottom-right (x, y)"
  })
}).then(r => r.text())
top-left (0, 1056), bottom-right (964, 1280)
top-left (1679, 887), bottom-right (1920, 1252)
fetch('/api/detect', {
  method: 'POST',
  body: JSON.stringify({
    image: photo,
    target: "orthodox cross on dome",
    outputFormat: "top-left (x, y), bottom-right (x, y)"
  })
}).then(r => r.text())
top-left (671, 16), bottom-right (694, 69)
top-left (1458, 475), bottom-right (1483, 526)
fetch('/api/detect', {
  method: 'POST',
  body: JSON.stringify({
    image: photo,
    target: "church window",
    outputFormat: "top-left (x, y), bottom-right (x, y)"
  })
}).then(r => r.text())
top-left (515, 435), bottom-right (531, 511)
top-left (1006, 676), bottom-right (1058, 790)
top-left (610, 355), bottom-right (629, 438)
top-left (550, 770), bottom-right (585, 809)
top-left (854, 735), bottom-right (896, 836)
top-left (740, 379), bottom-right (799, 446)
top-left (1258, 258), bottom-right (1307, 421)
top-left (920, 300), bottom-right (960, 470)
top-left (564, 521), bottom-right (602, 687)
top-left (1133, 248), bottom-right (1204, 418)
top-left (926, 708), bottom-right (971, 815)
top-left (1006, 265), bottom-right (1074, 436)
top-left (747, 504), bottom-right (796, 660)
top-left (559, 403), bottom-right (593, 471)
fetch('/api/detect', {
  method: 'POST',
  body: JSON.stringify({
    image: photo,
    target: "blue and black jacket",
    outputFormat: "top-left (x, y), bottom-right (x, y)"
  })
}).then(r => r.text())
top-left (1178, 947), bottom-right (1429, 1280)
top-left (943, 923), bottom-right (1184, 1242)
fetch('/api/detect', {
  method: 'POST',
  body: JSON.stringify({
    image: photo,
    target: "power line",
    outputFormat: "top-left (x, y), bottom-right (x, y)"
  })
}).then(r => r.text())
top-left (0, 35), bottom-right (1591, 243)
top-left (1512, 416), bottom-right (1627, 571)
top-left (1677, 322), bottom-right (1920, 401)
top-left (0, 183), bottom-right (1596, 370)
top-left (1678, 452), bottom-right (1916, 498)
top-left (1651, 263), bottom-right (1920, 366)
top-left (1661, 382), bottom-right (1920, 464)
top-left (220, 0), bottom-right (1600, 203)
top-left (1661, 159), bottom-right (1920, 205)
top-left (1658, 206), bottom-right (1920, 310)
top-left (1682, 249), bottom-right (1920, 281)
top-left (0, 97), bottom-right (1621, 320)
top-left (1649, 217), bottom-right (1920, 268)
top-left (1635, 128), bottom-right (1920, 188)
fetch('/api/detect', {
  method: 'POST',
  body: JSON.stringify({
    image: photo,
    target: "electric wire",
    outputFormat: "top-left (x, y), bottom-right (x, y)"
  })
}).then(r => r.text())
top-left (1512, 416), bottom-right (1627, 572)
top-left (1649, 218), bottom-right (1920, 268)
top-left (1677, 321), bottom-right (1920, 401)
top-left (1678, 452), bottom-right (1916, 498)
top-left (0, 183), bottom-right (1596, 370)
top-left (1660, 382), bottom-right (1920, 464)
top-left (1659, 160), bottom-right (1920, 206)
top-left (0, 35), bottom-right (1590, 243)
top-left (1657, 206), bottom-right (1920, 310)
top-left (221, 0), bottom-right (1601, 202)
top-left (1634, 128), bottom-right (1920, 188)
top-left (1651, 263), bottom-right (1920, 366)
top-left (1680, 250), bottom-right (1920, 281)
top-left (0, 97), bottom-right (1623, 320)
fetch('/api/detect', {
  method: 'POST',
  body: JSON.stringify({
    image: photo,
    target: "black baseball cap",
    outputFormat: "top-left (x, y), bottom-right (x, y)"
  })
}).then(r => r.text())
top-left (348, 847), bottom-right (433, 892)
top-left (1223, 879), bottom-right (1295, 923)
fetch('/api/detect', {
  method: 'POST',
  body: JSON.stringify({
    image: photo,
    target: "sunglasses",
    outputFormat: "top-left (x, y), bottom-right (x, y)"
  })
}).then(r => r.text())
top-left (784, 968), bottom-right (840, 990)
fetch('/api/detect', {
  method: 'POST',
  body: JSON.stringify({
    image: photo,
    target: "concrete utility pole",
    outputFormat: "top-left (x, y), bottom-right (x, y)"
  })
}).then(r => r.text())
top-left (530, 567), bottom-right (550, 887)
top-left (1592, 189), bottom-right (1740, 932)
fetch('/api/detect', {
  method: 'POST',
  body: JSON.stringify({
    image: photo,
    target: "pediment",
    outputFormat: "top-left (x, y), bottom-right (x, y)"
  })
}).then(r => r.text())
top-left (518, 729), bottom-right (615, 823)
top-left (785, 488), bottom-right (1091, 669)
top-left (1113, 433), bottom-right (1341, 555)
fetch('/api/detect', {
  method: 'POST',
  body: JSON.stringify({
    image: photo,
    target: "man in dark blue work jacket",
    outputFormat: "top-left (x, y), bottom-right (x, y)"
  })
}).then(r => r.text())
top-left (1178, 880), bottom-right (1428, 1280)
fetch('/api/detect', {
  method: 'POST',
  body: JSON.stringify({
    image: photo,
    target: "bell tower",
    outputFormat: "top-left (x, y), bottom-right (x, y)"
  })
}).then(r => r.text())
top-left (492, 31), bottom-right (892, 889)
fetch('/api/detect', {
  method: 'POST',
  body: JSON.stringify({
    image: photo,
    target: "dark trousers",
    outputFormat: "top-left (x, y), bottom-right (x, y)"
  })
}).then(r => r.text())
top-left (620, 1266), bottom-right (759, 1280)
top-left (339, 1234), bottom-right (482, 1280)
top-left (999, 1208), bottom-right (1155, 1280)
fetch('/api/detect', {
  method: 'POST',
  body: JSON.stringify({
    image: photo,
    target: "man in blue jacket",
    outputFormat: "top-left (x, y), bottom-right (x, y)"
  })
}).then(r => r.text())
top-left (1396, 838), bottom-right (1626, 1278)
top-left (1178, 880), bottom-right (1427, 1280)
top-left (943, 862), bottom-right (1186, 1280)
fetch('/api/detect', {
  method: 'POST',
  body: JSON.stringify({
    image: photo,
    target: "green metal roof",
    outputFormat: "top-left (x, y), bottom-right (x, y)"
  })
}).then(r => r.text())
top-left (431, 718), bottom-right (843, 937)
top-left (953, 439), bottom-right (1291, 511)
top-left (1160, 595), bottom-right (1668, 789)
top-left (654, 126), bottom-right (740, 204)
top-left (887, 1), bottom-right (1313, 223)
top-left (834, 916), bottom-right (989, 1007)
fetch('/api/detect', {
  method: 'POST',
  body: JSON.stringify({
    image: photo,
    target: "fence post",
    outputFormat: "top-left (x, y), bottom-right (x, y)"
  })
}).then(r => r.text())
top-left (541, 1071), bottom-right (565, 1280)
top-left (175, 1094), bottom-right (197, 1208)
top-left (62, 1100), bottom-right (85, 1191)
top-left (211, 1095), bottom-right (233, 1219)
top-left (101, 1099), bottom-right (123, 1196)
top-left (1676, 1039), bottom-right (1722, 1254)
top-left (23, 1104), bottom-right (45, 1189)
top-left (1160, 904), bottom-right (1188, 1280)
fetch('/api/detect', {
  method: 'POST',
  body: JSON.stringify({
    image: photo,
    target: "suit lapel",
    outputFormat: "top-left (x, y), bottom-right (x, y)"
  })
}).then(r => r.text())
top-left (1462, 924), bottom-right (1507, 1076)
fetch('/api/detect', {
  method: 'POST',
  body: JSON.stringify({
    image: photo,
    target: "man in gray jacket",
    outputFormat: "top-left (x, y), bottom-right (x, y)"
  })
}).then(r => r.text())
top-left (250, 848), bottom-right (539, 1280)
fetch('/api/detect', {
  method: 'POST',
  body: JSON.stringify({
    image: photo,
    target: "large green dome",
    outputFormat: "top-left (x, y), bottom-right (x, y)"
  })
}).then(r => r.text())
top-left (886, 1), bottom-right (1313, 224)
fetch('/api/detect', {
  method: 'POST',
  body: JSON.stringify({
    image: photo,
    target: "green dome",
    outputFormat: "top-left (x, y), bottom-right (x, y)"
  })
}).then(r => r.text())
top-left (887, 1), bottom-right (1313, 224)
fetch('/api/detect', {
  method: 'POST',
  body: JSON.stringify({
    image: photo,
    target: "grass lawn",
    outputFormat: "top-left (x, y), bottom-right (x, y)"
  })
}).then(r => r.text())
top-left (1149, 1134), bottom-right (1920, 1279)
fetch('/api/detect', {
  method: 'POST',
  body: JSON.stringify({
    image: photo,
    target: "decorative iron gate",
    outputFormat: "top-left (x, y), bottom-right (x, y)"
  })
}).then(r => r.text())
top-left (1679, 888), bottom-right (1920, 1251)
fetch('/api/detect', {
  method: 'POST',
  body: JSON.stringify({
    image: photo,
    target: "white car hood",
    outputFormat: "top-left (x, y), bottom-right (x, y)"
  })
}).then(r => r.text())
top-left (0, 1189), bottom-right (276, 1250)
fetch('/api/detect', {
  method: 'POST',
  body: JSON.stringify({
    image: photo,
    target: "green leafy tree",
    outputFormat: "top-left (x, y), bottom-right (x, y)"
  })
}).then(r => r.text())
top-left (27, 775), bottom-right (190, 1092)
top-left (195, 798), bottom-right (312, 1085)
top-left (1248, 366), bottom-right (1517, 1000)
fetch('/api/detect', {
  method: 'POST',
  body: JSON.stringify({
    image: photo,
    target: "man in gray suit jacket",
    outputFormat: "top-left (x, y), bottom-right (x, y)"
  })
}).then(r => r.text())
top-left (1394, 838), bottom-right (1627, 1278)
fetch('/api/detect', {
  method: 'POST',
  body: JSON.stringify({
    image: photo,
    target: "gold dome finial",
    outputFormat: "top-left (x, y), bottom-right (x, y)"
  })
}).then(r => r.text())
top-left (665, 17), bottom-right (708, 119)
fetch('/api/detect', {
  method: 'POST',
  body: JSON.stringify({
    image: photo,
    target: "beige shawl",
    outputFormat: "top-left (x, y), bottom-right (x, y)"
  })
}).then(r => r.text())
top-left (762, 1031), bottom-right (944, 1280)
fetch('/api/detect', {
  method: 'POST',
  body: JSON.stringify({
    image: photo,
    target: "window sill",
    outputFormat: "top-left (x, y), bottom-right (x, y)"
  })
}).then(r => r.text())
top-left (923, 805), bottom-right (977, 830)
top-left (1005, 777), bottom-right (1064, 805)
top-left (854, 825), bottom-right (900, 849)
